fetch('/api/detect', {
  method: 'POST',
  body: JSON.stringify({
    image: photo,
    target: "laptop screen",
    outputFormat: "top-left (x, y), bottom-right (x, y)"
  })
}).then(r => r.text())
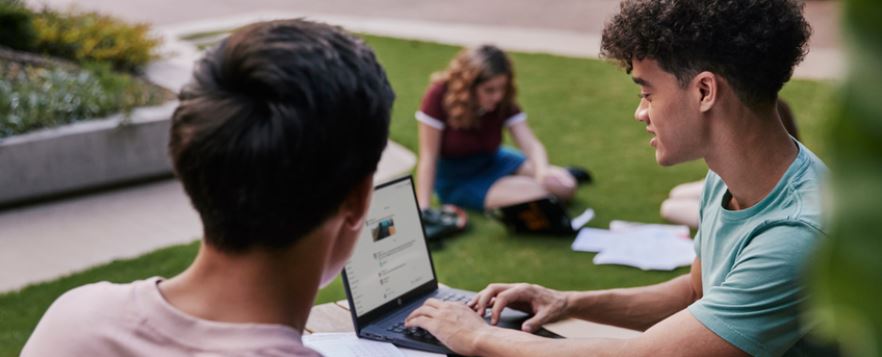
top-left (343, 177), bottom-right (435, 317)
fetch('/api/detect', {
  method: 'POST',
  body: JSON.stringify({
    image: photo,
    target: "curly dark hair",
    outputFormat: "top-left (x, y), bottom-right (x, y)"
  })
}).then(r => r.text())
top-left (600, 0), bottom-right (811, 108)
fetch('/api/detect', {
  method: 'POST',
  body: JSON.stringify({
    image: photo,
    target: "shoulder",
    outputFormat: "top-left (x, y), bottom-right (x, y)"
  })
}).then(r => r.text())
top-left (785, 143), bottom-right (827, 222)
top-left (421, 81), bottom-right (447, 106)
top-left (417, 81), bottom-right (449, 128)
top-left (426, 80), bottom-right (447, 97)
top-left (690, 222), bottom-right (821, 356)
top-left (21, 279), bottom-right (149, 356)
top-left (744, 221), bottom-right (823, 267)
top-left (41, 280), bottom-right (135, 324)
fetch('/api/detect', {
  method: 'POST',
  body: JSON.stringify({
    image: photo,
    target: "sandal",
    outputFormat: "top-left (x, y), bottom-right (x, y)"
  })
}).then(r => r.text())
top-left (566, 166), bottom-right (593, 185)
top-left (421, 204), bottom-right (469, 243)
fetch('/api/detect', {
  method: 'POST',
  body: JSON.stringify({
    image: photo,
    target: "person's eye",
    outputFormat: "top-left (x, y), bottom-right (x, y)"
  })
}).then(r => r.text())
top-left (638, 93), bottom-right (651, 101)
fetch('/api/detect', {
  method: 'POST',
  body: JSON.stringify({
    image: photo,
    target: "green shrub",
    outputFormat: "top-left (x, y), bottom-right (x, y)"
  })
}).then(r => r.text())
top-left (32, 8), bottom-right (161, 72)
top-left (0, 1), bottom-right (37, 50)
top-left (0, 59), bottom-right (170, 138)
top-left (810, 0), bottom-right (882, 355)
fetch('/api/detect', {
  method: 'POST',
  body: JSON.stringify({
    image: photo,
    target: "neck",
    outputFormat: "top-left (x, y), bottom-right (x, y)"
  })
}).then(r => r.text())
top-left (704, 102), bottom-right (798, 210)
top-left (158, 235), bottom-right (328, 332)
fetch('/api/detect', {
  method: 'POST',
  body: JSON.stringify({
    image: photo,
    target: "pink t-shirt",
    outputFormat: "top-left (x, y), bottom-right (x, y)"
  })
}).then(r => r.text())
top-left (22, 277), bottom-right (322, 356)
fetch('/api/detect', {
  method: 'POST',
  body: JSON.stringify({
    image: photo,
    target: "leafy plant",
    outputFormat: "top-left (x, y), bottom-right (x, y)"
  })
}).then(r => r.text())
top-left (0, 59), bottom-right (170, 138)
top-left (809, 0), bottom-right (882, 356)
top-left (31, 7), bottom-right (161, 72)
top-left (0, 0), bottom-right (36, 50)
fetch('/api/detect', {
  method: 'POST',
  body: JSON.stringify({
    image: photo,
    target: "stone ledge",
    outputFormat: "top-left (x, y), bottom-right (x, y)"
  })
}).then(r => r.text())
top-left (0, 102), bottom-right (178, 206)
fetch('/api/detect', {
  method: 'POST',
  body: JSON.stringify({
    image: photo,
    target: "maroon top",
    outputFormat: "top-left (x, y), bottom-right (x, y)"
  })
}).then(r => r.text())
top-left (416, 82), bottom-right (525, 158)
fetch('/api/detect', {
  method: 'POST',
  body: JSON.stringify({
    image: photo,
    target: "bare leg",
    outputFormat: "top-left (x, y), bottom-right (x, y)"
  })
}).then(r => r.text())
top-left (660, 198), bottom-right (700, 228)
top-left (515, 162), bottom-right (577, 201)
top-left (660, 180), bottom-right (703, 228)
top-left (669, 181), bottom-right (704, 199)
top-left (484, 176), bottom-right (549, 209)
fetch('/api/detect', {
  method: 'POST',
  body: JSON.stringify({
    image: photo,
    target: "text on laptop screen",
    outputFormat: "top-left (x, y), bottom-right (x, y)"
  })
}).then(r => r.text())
top-left (343, 179), bottom-right (434, 317)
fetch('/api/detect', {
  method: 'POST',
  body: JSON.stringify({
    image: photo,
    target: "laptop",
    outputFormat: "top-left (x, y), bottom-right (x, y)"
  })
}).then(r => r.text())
top-left (341, 176), bottom-right (560, 355)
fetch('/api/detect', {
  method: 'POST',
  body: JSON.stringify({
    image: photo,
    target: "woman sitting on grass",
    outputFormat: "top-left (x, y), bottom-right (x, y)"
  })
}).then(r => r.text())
top-left (415, 44), bottom-right (589, 212)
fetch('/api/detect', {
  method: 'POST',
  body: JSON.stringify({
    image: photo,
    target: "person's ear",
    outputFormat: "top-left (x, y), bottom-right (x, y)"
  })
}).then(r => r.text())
top-left (341, 175), bottom-right (373, 231)
top-left (317, 175), bottom-right (374, 288)
top-left (693, 71), bottom-right (718, 113)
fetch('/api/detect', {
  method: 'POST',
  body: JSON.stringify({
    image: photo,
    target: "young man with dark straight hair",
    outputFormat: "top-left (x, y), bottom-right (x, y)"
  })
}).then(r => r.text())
top-left (405, 1), bottom-right (829, 356)
top-left (23, 19), bottom-right (394, 356)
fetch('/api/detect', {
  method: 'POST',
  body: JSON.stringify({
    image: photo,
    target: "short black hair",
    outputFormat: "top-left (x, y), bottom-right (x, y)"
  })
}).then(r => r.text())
top-left (601, 0), bottom-right (811, 108)
top-left (169, 19), bottom-right (394, 252)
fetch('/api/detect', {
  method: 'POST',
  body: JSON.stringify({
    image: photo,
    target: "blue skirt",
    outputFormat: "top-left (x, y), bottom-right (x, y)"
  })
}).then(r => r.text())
top-left (435, 147), bottom-right (526, 210)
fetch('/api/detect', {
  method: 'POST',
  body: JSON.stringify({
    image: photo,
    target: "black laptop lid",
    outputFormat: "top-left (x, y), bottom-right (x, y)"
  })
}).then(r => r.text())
top-left (341, 176), bottom-right (439, 331)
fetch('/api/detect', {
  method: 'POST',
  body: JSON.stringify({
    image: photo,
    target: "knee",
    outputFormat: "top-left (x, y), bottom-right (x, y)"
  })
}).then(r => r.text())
top-left (669, 181), bottom-right (703, 199)
top-left (544, 180), bottom-right (576, 201)
top-left (660, 198), bottom-right (700, 228)
top-left (485, 176), bottom-right (548, 209)
top-left (542, 168), bottom-right (578, 201)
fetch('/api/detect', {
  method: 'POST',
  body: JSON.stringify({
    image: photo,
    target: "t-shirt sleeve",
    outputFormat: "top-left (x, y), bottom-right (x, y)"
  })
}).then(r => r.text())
top-left (21, 282), bottom-right (121, 356)
top-left (687, 223), bottom-right (822, 356)
top-left (415, 82), bottom-right (447, 130)
top-left (503, 104), bottom-right (526, 127)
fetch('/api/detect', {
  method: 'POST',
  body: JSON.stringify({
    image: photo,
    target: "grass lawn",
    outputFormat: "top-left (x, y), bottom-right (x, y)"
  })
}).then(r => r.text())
top-left (0, 35), bottom-right (835, 355)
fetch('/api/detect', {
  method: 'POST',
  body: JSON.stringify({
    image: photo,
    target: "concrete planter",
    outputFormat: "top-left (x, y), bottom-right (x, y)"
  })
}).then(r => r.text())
top-left (0, 99), bottom-right (417, 207)
top-left (0, 23), bottom-right (419, 207)
top-left (0, 102), bottom-right (178, 207)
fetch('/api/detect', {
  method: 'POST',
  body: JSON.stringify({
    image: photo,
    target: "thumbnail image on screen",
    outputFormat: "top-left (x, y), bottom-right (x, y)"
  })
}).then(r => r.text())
top-left (371, 217), bottom-right (396, 241)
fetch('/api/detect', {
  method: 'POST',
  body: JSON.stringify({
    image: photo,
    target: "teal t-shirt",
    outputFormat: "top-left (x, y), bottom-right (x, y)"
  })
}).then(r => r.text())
top-left (687, 141), bottom-right (827, 357)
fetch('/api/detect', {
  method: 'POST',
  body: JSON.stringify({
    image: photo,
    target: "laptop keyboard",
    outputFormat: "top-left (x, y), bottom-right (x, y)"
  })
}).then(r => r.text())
top-left (435, 292), bottom-right (470, 303)
top-left (386, 292), bottom-right (471, 344)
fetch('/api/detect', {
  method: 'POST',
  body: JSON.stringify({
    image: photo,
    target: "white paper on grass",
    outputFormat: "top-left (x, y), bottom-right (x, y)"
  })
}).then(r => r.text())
top-left (608, 220), bottom-right (690, 238)
top-left (571, 227), bottom-right (617, 252)
top-left (592, 230), bottom-right (695, 271)
top-left (572, 225), bottom-right (696, 271)
top-left (570, 208), bottom-right (596, 231)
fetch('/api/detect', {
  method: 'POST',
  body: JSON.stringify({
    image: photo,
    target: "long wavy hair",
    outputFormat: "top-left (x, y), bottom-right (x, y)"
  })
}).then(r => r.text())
top-left (431, 45), bottom-right (517, 129)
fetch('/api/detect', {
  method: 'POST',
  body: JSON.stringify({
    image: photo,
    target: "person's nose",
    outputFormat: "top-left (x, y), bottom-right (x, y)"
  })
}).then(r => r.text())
top-left (493, 91), bottom-right (504, 104)
top-left (634, 99), bottom-right (649, 123)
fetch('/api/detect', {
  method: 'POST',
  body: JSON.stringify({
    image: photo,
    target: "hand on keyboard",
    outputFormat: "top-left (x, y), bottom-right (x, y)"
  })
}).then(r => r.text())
top-left (405, 298), bottom-right (495, 356)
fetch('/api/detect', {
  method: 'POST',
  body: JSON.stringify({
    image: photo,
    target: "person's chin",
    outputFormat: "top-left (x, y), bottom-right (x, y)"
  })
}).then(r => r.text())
top-left (655, 150), bottom-right (676, 167)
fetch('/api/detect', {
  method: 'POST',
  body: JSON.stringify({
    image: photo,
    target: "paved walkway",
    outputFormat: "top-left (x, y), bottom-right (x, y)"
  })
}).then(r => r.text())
top-left (3, 0), bottom-right (844, 293)
top-left (0, 141), bottom-right (414, 292)
top-left (33, 0), bottom-right (844, 80)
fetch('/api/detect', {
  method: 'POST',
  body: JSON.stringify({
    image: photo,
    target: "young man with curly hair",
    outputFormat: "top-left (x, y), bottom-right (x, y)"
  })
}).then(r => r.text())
top-left (22, 19), bottom-right (394, 356)
top-left (404, 1), bottom-right (829, 356)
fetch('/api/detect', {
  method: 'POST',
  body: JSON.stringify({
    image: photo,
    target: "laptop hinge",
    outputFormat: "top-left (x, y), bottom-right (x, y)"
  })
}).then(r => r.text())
top-left (362, 331), bottom-right (391, 342)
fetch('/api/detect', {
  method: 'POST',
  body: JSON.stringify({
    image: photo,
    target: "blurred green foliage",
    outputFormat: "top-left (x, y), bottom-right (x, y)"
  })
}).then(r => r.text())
top-left (0, 0), bottom-right (37, 51)
top-left (0, 4), bottom-right (169, 137)
top-left (809, 0), bottom-right (882, 356)
top-left (32, 7), bottom-right (161, 72)
top-left (0, 60), bottom-right (171, 138)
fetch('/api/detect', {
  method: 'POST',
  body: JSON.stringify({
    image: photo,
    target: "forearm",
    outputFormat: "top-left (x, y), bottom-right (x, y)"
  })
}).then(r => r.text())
top-left (474, 327), bottom-right (627, 357)
top-left (522, 141), bottom-right (550, 174)
top-left (416, 123), bottom-right (442, 209)
top-left (416, 157), bottom-right (436, 209)
top-left (564, 274), bottom-right (696, 331)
